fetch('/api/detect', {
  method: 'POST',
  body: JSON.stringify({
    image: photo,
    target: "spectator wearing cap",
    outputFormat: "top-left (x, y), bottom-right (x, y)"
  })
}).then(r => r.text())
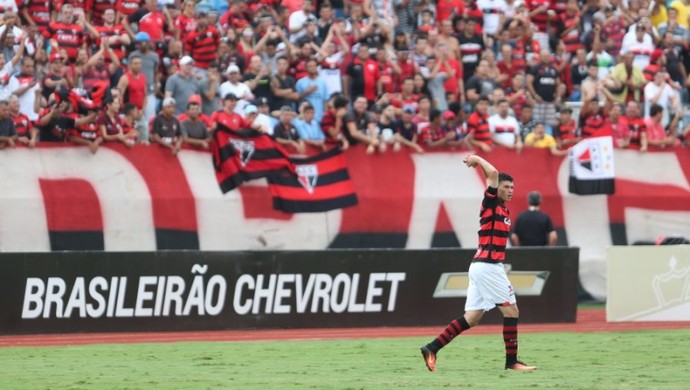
top-left (489, 99), bottom-right (523, 151)
top-left (151, 97), bottom-right (182, 155)
top-left (273, 105), bottom-right (306, 154)
top-left (243, 104), bottom-right (270, 134)
top-left (293, 102), bottom-right (327, 150)
top-left (254, 97), bottom-right (277, 134)
top-left (643, 49), bottom-right (667, 82)
top-left (220, 64), bottom-right (253, 111)
top-left (210, 93), bottom-right (255, 133)
top-left (510, 191), bottom-right (558, 247)
top-left (296, 58), bottom-right (328, 122)
top-left (165, 56), bottom-right (203, 114)
top-left (46, 5), bottom-right (86, 62)
top-left (396, 105), bottom-right (424, 153)
top-left (128, 32), bottom-right (160, 123)
top-left (184, 10), bottom-right (221, 71)
top-left (418, 108), bottom-right (456, 149)
top-left (179, 95), bottom-right (212, 149)
top-left (124, 0), bottom-right (174, 44)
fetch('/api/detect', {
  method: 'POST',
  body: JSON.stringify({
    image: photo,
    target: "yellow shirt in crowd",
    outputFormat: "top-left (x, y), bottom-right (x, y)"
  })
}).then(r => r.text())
top-left (524, 133), bottom-right (558, 149)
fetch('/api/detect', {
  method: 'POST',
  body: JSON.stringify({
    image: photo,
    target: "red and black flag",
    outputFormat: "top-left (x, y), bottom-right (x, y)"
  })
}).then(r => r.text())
top-left (268, 147), bottom-right (358, 213)
top-left (211, 129), bottom-right (295, 193)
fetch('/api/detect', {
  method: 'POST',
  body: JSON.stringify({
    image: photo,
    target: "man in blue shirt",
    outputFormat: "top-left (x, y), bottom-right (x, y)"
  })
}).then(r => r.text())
top-left (292, 102), bottom-right (327, 150)
top-left (295, 58), bottom-right (328, 122)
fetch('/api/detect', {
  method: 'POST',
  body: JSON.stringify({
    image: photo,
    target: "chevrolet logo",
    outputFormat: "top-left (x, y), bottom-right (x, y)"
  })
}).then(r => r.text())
top-left (433, 264), bottom-right (550, 298)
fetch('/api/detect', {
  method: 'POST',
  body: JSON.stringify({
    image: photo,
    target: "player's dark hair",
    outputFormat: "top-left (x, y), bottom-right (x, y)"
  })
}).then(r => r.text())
top-left (499, 172), bottom-right (513, 183)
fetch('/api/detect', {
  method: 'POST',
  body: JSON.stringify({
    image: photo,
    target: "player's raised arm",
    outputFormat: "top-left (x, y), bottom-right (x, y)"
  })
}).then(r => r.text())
top-left (463, 154), bottom-right (499, 189)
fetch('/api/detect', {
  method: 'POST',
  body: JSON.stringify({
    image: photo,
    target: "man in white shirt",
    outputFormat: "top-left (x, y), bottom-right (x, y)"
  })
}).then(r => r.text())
top-left (220, 64), bottom-right (253, 114)
top-left (621, 23), bottom-right (655, 69)
top-left (288, 0), bottom-right (316, 42)
top-left (477, 0), bottom-right (508, 36)
top-left (489, 99), bottom-right (523, 150)
top-left (644, 69), bottom-right (680, 127)
top-left (8, 57), bottom-right (40, 121)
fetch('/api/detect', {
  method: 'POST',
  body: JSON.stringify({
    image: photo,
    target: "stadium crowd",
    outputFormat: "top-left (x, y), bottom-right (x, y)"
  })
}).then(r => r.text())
top-left (0, 0), bottom-right (688, 155)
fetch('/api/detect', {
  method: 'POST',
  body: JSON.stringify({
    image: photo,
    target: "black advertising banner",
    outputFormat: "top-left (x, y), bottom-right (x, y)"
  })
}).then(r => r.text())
top-left (0, 249), bottom-right (579, 335)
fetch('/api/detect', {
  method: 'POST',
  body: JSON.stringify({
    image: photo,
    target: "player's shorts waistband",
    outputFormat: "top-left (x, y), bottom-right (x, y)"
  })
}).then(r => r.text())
top-left (472, 259), bottom-right (504, 265)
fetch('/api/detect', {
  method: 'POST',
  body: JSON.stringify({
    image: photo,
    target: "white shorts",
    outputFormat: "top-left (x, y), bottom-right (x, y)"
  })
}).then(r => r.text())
top-left (464, 261), bottom-right (516, 312)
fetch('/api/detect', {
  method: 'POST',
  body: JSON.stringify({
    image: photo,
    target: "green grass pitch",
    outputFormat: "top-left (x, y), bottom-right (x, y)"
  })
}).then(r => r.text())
top-left (1, 330), bottom-right (689, 389)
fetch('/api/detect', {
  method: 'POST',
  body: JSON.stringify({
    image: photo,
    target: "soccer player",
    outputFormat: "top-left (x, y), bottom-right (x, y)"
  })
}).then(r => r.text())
top-left (420, 154), bottom-right (537, 372)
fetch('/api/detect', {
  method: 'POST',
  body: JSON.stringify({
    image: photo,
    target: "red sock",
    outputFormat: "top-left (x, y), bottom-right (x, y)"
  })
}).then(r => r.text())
top-left (504, 317), bottom-right (519, 365)
top-left (427, 317), bottom-right (471, 353)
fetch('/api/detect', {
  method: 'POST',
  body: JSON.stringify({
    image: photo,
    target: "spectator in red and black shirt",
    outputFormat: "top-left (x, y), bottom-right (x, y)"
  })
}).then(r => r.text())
top-left (36, 92), bottom-right (97, 143)
top-left (468, 96), bottom-right (492, 152)
top-left (621, 100), bottom-right (646, 148)
top-left (93, 8), bottom-right (130, 63)
top-left (98, 96), bottom-right (138, 147)
top-left (419, 108), bottom-right (456, 148)
top-left (23, 0), bottom-right (53, 34)
top-left (46, 4), bottom-right (86, 62)
top-left (9, 94), bottom-right (38, 148)
top-left (344, 43), bottom-right (381, 104)
top-left (211, 93), bottom-right (251, 134)
top-left (553, 106), bottom-right (579, 149)
top-left (184, 11), bottom-right (220, 70)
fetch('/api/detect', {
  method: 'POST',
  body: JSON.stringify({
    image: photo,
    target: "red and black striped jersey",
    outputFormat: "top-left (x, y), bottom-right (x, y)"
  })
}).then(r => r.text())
top-left (24, 0), bottom-right (53, 33)
top-left (560, 12), bottom-right (582, 54)
top-left (512, 38), bottom-right (540, 73)
top-left (12, 112), bottom-right (31, 137)
top-left (580, 109), bottom-right (606, 139)
top-left (553, 118), bottom-right (577, 142)
top-left (94, 24), bottom-right (127, 61)
top-left (55, 0), bottom-right (91, 13)
top-left (46, 22), bottom-right (85, 60)
top-left (184, 27), bottom-right (220, 70)
top-left (474, 186), bottom-right (510, 263)
top-left (624, 116), bottom-right (646, 145)
top-left (210, 110), bottom-right (249, 133)
top-left (527, 0), bottom-right (551, 33)
top-left (116, 0), bottom-right (140, 16)
top-left (467, 111), bottom-right (492, 144)
top-left (91, 0), bottom-right (116, 26)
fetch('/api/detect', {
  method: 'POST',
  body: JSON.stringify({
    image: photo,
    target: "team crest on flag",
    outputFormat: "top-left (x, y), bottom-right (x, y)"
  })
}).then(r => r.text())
top-left (230, 139), bottom-right (255, 166)
top-left (568, 136), bottom-right (615, 195)
top-left (296, 164), bottom-right (318, 194)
